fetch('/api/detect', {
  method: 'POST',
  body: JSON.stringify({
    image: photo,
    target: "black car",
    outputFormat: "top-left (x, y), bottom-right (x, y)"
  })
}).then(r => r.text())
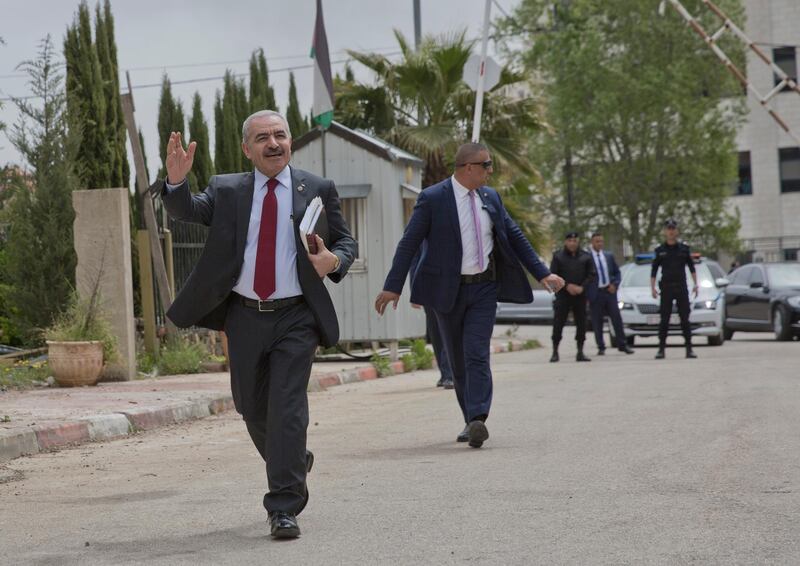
top-left (724, 262), bottom-right (800, 341)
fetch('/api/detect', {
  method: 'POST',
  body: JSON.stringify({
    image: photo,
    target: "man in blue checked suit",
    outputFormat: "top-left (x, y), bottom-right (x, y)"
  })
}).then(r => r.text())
top-left (375, 143), bottom-right (565, 449)
top-left (586, 232), bottom-right (634, 356)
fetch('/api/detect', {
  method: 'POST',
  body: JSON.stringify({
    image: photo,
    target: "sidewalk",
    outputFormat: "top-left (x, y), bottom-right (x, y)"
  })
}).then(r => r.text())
top-left (0, 335), bottom-right (537, 463)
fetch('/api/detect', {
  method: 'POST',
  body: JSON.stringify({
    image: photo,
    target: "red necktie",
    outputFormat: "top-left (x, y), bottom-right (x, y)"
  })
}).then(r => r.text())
top-left (253, 178), bottom-right (279, 299)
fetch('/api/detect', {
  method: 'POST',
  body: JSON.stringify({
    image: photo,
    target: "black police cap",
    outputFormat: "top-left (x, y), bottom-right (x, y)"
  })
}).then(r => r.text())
top-left (564, 231), bottom-right (580, 239)
top-left (664, 218), bottom-right (678, 228)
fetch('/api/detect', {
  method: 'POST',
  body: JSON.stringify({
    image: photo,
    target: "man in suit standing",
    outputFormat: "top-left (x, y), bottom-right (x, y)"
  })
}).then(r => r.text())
top-left (159, 110), bottom-right (356, 539)
top-left (375, 143), bottom-right (565, 448)
top-left (587, 232), bottom-right (635, 356)
top-left (549, 232), bottom-right (595, 363)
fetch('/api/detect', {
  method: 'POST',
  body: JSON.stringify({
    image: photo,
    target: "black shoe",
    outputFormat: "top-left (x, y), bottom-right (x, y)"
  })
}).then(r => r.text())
top-left (576, 351), bottom-right (591, 362)
top-left (550, 351), bottom-right (560, 363)
top-left (655, 349), bottom-right (665, 360)
top-left (597, 348), bottom-right (606, 356)
top-left (442, 379), bottom-right (455, 390)
top-left (466, 420), bottom-right (489, 448)
top-left (436, 377), bottom-right (444, 387)
top-left (619, 346), bottom-right (635, 354)
top-left (686, 349), bottom-right (697, 359)
top-left (269, 511), bottom-right (300, 539)
top-left (296, 450), bottom-right (314, 516)
top-left (457, 425), bottom-right (469, 443)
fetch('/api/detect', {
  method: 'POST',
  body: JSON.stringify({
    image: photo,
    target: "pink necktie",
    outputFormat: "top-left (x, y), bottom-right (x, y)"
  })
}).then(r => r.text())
top-left (469, 191), bottom-right (485, 272)
top-left (253, 178), bottom-right (279, 299)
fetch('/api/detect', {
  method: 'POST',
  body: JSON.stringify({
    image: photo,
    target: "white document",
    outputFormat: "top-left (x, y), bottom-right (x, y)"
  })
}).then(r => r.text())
top-left (299, 196), bottom-right (324, 253)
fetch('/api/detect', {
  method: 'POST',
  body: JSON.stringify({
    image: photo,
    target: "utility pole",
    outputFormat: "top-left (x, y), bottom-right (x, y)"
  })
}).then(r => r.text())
top-left (413, 0), bottom-right (421, 50)
top-left (471, 0), bottom-right (493, 142)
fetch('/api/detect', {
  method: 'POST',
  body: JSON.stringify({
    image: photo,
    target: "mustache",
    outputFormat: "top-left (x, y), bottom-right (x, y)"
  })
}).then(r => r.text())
top-left (263, 150), bottom-right (283, 157)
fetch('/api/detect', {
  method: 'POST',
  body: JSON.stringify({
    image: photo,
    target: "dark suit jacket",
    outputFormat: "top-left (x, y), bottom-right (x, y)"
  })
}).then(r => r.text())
top-left (586, 249), bottom-right (622, 301)
top-left (159, 166), bottom-right (357, 347)
top-left (383, 177), bottom-right (550, 314)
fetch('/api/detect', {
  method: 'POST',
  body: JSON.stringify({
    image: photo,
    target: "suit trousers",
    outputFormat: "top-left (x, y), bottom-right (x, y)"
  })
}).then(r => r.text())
top-left (224, 297), bottom-right (320, 514)
top-left (658, 284), bottom-right (692, 347)
top-left (552, 292), bottom-right (588, 345)
top-left (434, 281), bottom-right (497, 423)
top-left (424, 305), bottom-right (453, 381)
top-left (589, 289), bottom-right (626, 350)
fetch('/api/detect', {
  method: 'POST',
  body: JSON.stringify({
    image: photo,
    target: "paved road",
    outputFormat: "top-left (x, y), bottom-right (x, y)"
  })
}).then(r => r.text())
top-left (1, 328), bottom-right (798, 565)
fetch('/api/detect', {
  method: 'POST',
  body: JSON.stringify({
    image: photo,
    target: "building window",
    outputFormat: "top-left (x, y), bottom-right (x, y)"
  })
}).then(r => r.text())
top-left (779, 147), bottom-right (800, 193)
top-left (773, 47), bottom-right (797, 90)
top-left (341, 197), bottom-right (366, 269)
top-left (785, 248), bottom-right (799, 262)
top-left (734, 151), bottom-right (752, 195)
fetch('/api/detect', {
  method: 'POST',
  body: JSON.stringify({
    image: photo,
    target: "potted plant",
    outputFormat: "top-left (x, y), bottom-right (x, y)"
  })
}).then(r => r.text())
top-left (45, 284), bottom-right (118, 387)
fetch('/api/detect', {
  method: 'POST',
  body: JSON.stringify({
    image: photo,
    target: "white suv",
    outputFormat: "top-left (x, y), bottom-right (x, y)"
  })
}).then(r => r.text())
top-left (612, 255), bottom-right (729, 347)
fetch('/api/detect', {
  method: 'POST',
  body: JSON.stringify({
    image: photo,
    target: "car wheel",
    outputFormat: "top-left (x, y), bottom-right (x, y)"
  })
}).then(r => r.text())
top-left (723, 327), bottom-right (734, 340)
top-left (773, 305), bottom-right (793, 341)
top-left (707, 334), bottom-right (724, 346)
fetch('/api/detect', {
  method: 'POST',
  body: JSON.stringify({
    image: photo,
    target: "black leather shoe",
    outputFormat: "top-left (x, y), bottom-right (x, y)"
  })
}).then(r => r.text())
top-left (442, 379), bottom-right (454, 389)
top-left (619, 346), bottom-right (635, 355)
top-left (296, 450), bottom-right (314, 516)
top-left (549, 351), bottom-right (559, 363)
top-left (576, 351), bottom-right (591, 362)
top-left (655, 349), bottom-right (665, 359)
top-left (597, 348), bottom-right (606, 356)
top-left (269, 511), bottom-right (300, 539)
top-left (686, 349), bottom-right (697, 359)
top-left (457, 425), bottom-right (469, 443)
top-left (436, 377), bottom-right (444, 387)
top-left (467, 420), bottom-right (489, 448)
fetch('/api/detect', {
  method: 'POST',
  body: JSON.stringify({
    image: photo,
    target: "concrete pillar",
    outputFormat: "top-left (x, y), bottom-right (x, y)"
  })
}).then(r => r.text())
top-left (72, 189), bottom-right (136, 381)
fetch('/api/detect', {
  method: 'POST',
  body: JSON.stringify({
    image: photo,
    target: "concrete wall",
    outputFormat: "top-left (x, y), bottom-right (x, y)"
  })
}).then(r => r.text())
top-left (72, 189), bottom-right (136, 380)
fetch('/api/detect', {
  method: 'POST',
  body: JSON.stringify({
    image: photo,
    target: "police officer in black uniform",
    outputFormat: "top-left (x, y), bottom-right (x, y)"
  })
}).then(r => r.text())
top-left (650, 218), bottom-right (698, 359)
top-left (550, 231), bottom-right (596, 363)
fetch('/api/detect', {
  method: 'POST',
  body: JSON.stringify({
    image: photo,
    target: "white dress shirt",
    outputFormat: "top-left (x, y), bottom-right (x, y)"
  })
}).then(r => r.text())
top-left (232, 165), bottom-right (303, 299)
top-left (592, 248), bottom-right (609, 288)
top-left (451, 175), bottom-right (494, 275)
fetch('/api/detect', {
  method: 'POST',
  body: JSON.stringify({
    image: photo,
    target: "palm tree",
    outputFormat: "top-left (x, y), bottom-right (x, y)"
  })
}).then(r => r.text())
top-left (338, 30), bottom-right (550, 248)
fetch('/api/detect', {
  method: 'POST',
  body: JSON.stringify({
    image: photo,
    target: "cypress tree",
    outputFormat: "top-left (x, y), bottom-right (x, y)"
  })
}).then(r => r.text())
top-left (188, 92), bottom-right (214, 188)
top-left (249, 48), bottom-right (276, 112)
top-left (64, 1), bottom-right (111, 189)
top-left (156, 75), bottom-right (186, 181)
top-left (213, 91), bottom-right (224, 173)
top-left (286, 72), bottom-right (309, 137)
top-left (5, 36), bottom-right (80, 341)
top-left (218, 71), bottom-right (243, 173)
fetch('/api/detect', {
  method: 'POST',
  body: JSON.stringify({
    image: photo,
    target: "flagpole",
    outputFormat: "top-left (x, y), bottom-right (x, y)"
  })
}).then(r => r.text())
top-left (321, 128), bottom-right (327, 177)
top-left (471, 0), bottom-right (492, 143)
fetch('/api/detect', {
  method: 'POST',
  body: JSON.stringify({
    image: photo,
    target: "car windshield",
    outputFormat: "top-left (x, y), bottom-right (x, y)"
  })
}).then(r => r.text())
top-left (767, 263), bottom-right (800, 287)
top-left (622, 263), bottom-right (715, 288)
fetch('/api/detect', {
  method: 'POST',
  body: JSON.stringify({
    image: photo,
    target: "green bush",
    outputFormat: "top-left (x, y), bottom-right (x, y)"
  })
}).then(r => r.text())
top-left (370, 352), bottom-right (393, 377)
top-left (158, 338), bottom-right (207, 375)
top-left (136, 350), bottom-right (156, 375)
top-left (400, 353), bottom-right (417, 372)
top-left (46, 291), bottom-right (118, 363)
top-left (0, 360), bottom-right (50, 390)
top-left (410, 339), bottom-right (434, 370)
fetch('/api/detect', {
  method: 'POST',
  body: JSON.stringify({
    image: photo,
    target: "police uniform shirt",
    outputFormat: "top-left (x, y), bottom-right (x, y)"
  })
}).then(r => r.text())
top-left (651, 242), bottom-right (695, 287)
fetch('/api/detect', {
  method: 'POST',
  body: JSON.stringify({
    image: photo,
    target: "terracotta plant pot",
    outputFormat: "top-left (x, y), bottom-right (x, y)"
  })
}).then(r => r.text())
top-left (46, 340), bottom-right (104, 387)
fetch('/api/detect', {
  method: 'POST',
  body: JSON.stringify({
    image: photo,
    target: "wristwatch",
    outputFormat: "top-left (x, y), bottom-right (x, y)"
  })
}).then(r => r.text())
top-left (331, 254), bottom-right (341, 273)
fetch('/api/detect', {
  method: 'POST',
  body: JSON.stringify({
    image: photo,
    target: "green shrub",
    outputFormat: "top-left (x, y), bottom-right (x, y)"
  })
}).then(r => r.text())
top-left (136, 350), bottom-right (156, 375)
top-left (370, 353), bottom-right (393, 377)
top-left (46, 291), bottom-right (118, 363)
top-left (400, 353), bottom-right (417, 372)
top-left (410, 339), bottom-right (434, 370)
top-left (0, 360), bottom-right (50, 390)
top-left (158, 338), bottom-right (206, 375)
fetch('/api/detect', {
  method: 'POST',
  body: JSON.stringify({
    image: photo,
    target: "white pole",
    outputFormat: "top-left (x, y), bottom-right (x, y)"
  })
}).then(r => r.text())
top-left (471, 0), bottom-right (492, 142)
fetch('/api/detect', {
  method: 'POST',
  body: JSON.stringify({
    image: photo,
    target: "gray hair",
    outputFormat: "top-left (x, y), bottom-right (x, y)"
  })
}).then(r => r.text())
top-left (241, 110), bottom-right (291, 143)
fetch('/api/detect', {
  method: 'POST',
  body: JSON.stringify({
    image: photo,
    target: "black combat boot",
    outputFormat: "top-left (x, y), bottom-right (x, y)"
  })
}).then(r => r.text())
top-left (576, 343), bottom-right (591, 362)
top-left (550, 341), bottom-right (560, 363)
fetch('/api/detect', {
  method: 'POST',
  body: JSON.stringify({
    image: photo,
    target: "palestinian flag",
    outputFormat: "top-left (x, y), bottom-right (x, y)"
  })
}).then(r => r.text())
top-left (310, 0), bottom-right (334, 129)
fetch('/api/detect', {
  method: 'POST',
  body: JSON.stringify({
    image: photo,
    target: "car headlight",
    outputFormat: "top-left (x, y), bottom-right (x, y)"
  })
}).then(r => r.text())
top-left (618, 301), bottom-right (634, 310)
top-left (787, 296), bottom-right (800, 309)
top-left (694, 299), bottom-right (717, 310)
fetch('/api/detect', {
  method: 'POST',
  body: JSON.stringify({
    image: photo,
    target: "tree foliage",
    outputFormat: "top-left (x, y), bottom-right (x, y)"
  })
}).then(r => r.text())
top-left (156, 76), bottom-right (189, 184)
top-left (498, 0), bottom-right (746, 255)
top-left (249, 48), bottom-right (276, 112)
top-left (286, 72), bottom-right (309, 137)
top-left (3, 37), bottom-right (80, 342)
top-left (188, 92), bottom-right (215, 188)
top-left (215, 71), bottom-right (247, 174)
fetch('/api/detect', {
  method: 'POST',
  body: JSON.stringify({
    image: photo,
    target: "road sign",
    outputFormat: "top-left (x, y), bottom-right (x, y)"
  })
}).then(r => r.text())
top-left (463, 54), bottom-right (502, 93)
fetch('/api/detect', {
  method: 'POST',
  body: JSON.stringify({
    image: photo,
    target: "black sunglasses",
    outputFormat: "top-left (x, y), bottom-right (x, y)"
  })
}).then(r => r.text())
top-left (457, 160), bottom-right (493, 169)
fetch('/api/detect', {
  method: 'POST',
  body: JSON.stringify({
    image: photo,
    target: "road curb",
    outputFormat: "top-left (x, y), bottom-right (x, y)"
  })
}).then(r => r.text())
top-left (0, 339), bottom-right (537, 464)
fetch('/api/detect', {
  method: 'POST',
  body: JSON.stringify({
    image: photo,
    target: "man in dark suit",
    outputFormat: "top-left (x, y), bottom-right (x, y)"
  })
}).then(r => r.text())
top-left (159, 110), bottom-right (356, 539)
top-left (375, 143), bottom-right (565, 448)
top-left (586, 232), bottom-right (634, 356)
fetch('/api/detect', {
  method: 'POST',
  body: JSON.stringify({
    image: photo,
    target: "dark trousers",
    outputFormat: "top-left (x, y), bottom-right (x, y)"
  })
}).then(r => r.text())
top-left (434, 281), bottom-right (497, 423)
top-left (658, 284), bottom-right (692, 347)
top-left (590, 289), bottom-right (626, 350)
top-left (424, 305), bottom-right (453, 381)
top-left (224, 298), bottom-right (319, 514)
top-left (552, 292), bottom-right (588, 345)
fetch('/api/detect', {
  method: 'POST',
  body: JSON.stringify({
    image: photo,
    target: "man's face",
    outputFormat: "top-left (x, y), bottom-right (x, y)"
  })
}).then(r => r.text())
top-left (591, 235), bottom-right (604, 250)
top-left (462, 150), bottom-right (493, 188)
top-left (241, 115), bottom-right (292, 177)
top-left (565, 236), bottom-right (579, 253)
top-left (664, 226), bottom-right (679, 240)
